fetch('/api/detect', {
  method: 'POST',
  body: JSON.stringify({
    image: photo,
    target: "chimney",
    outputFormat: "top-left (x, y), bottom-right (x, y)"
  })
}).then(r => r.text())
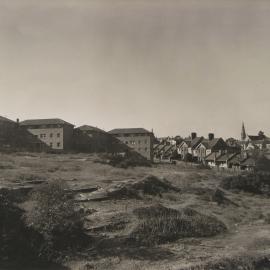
top-left (16, 118), bottom-right (19, 124)
top-left (208, 133), bottom-right (214, 141)
top-left (191, 132), bottom-right (197, 140)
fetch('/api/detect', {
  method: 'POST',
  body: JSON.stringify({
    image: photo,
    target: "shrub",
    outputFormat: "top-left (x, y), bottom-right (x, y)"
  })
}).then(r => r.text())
top-left (0, 189), bottom-right (41, 262)
top-left (220, 172), bottom-right (270, 195)
top-left (26, 180), bottom-right (85, 261)
top-left (107, 151), bottom-right (151, 169)
top-left (130, 205), bottom-right (227, 245)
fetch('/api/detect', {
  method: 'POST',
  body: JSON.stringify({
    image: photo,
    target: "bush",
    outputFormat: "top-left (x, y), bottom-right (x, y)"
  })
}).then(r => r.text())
top-left (130, 205), bottom-right (227, 245)
top-left (107, 151), bottom-right (151, 169)
top-left (26, 180), bottom-right (85, 261)
top-left (220, 173), bottom-right (270, 195)
top-left (0, 189), bottom-right (42, 262)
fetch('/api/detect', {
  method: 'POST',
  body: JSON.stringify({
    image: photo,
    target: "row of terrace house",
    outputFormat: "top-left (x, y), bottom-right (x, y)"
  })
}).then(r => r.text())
top-left (175, 124), bottom-right (270, 171)
top-left (177, 132), bottom-right (230, 163)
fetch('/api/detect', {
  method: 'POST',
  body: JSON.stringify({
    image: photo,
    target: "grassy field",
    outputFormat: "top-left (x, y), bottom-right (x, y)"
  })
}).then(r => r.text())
top-left (1, 152), bottom-right (270, 270)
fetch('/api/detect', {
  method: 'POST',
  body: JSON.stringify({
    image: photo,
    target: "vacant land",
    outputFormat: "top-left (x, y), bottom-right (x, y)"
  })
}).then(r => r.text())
top-left (1, 152), bottom-right (270, 270)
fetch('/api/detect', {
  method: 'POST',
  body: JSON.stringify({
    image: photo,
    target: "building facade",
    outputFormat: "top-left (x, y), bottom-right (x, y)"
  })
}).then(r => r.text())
top-left (20, 118), bottom-right (74, 151)
top-left (108, 128), bottom-right (154, 161)
top-left (196, 135), bottom-right (228, 162)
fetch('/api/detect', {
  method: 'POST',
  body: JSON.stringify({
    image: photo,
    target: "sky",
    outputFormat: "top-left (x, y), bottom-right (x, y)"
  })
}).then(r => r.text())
top-left (1, 0), bottom-right (270, 139)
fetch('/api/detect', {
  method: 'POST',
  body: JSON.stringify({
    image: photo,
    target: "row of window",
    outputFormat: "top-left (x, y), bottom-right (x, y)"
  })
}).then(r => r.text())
top-left (125, 140), bottom-right (148, 145)
top-left (50, 142), bottom-right (61, 147)
top-left (38, 133), bottom-right (61, 139)
top-left (121, 134), bottom-right (149, 137)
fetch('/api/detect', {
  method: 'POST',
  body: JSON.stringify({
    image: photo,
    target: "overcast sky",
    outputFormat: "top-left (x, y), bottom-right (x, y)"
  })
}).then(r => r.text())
top-left (1, 0), bottom-right (270, 138)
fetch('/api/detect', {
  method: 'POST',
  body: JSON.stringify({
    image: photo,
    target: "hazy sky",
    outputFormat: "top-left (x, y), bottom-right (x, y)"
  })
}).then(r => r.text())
top-left (1, 0), bottom-right (270, 138)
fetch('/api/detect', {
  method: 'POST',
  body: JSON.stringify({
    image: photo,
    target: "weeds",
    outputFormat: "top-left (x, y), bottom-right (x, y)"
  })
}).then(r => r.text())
top-left (130, 205), bottom-right (227, 245)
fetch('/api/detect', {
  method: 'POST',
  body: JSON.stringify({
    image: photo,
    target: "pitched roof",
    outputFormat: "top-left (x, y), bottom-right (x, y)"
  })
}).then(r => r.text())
top-left (248, 134), bottom-right (268, 141)
top-left (163, 145), bottom-right (174, 153)
top-left (201, 138), bottom-right (218, 148)
top-left (0, 116), bottom-right (15, 123)
top-left (20, 118), bottom-right (74, 127)
top-left (216, 153), bottom-right (237, 162)
top-left (241, 157), bottom-right (256, 167)
top-left (154, 144), bottom-right (167, 153)
top-left (190, 137), bottom-right (204, 149)
top-left (179, 139), bottom-right (191, 148)
top-left (197, 138), bottom-right (227, 150)
top-left (153, 144), bottom-right (160, 150)
top-left (228, 154), bottom-right (243, 165)
top-left (77, 125), bottom-right (105, 133)
top-left (108, 128), bottom-right (152, 135)
top-left (205, 152), bottom-right (219, 161)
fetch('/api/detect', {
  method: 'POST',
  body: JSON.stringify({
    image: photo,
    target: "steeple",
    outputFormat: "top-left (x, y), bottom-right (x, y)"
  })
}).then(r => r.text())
top-left (241, 122), bottom-right (247, 141)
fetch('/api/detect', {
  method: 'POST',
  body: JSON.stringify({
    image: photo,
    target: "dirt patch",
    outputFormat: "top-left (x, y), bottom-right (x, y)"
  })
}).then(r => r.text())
top-left (130, 204), bottom-right (227, 245)
top-left (76, 176), bottom-right (180, 201)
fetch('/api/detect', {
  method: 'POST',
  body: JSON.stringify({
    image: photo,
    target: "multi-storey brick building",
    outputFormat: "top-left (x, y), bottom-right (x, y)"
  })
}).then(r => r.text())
top-left (108, 128), bottom-right (154, 161)
top-left (20, 118), bottom-right (74, 151)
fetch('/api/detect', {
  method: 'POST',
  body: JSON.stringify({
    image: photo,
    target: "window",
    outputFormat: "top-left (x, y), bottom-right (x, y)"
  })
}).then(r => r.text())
top-left (57, 133), bottom-right (61, 138)
top-left (145, 147), bottom-right (148, 151)
top-left (57, 142), bottom-right (61, 147)
top-left (125, 141), bottom-right (128, 144)
top-left (138, 140), bottom-right (141, 144)
top-left (50, 142), bottom-right (53, 147)
top-left (50, 133), bottom-right (53, 138)
top-left (40, 134), bottom-right (46, 138)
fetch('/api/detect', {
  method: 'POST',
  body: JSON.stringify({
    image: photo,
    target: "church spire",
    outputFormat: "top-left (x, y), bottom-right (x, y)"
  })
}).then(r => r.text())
top-left (241, 122), bottom-right (246, 141)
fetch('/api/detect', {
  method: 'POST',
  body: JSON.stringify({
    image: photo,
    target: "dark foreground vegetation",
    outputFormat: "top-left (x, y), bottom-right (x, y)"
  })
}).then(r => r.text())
top-left (221, 172), bottom-right (270, 196)
top-left (0, 181), bottom-right (87, 267)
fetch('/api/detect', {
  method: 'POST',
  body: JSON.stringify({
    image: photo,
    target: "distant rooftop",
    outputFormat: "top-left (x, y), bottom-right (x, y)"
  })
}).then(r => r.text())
top-left (0, 116), bottom-right (15, 123)
top-left (77, 125), bottom-right (105, 133)
top-left (199, 138), bottom-right (221, 149)
top-left (108, 128), bottom-right (152, 135)
top-left (20, 118), bottom-right (74, 127)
